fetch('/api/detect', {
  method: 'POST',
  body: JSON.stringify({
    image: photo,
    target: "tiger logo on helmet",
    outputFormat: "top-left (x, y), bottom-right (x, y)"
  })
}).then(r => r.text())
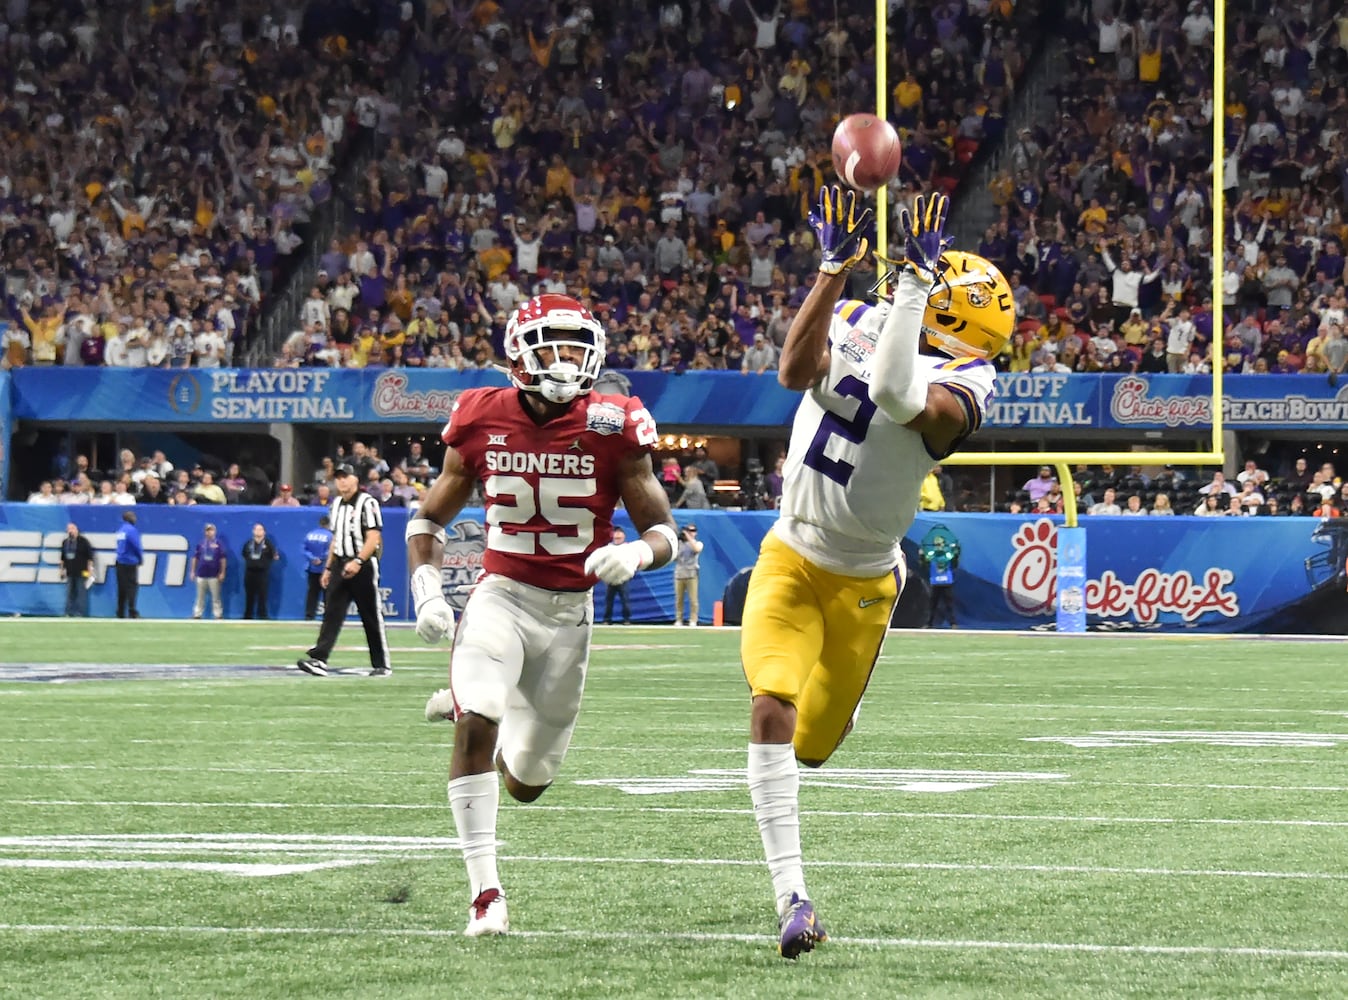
top-left (920, 250), bottom-right (1015, 361)
top-left (501, 294), bottom-right (607, 404)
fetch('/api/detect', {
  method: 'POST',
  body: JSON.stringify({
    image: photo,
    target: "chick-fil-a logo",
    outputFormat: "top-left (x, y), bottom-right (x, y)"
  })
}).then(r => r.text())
top-left (1110, 376), bottom-right (1212, 427)
top-left (1002, 519), bottom-right (1240, 624)
top-left (371, 372), bottom-right (463, 421)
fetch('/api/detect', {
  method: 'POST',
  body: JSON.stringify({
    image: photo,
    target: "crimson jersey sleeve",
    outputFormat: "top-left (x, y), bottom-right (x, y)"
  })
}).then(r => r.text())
top-left (441, 387), bottom-right (489, 459)
top-left (583, 393), bottom-right (659, 458)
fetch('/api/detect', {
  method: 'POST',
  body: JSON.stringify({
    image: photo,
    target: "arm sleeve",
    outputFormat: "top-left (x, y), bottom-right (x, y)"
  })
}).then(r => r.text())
top-left (869, 269), bottom-right (932, 425)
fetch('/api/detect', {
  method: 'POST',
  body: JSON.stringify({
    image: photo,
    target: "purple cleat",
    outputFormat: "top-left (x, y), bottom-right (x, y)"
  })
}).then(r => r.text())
top-left (778, 893), bottom-right (827, 959)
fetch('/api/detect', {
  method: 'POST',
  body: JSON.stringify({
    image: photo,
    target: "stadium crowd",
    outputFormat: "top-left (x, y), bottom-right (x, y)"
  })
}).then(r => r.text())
top-left (22, 435), bottom-right (765, 514)
top-left (7, 0), bottom-right (1348, 515)
top-left (1, 0), bottom-right (1040, 372)
top-left (1001, 457), bottom-right (1346, 517)
top-left (988, 0), bottom-right (1348, 381)
top-left (3, 0), bottom-right (1348, 382)
top-left (23, 432), bottom-right (1343, 520)
top-left (267, 0), bottom-right (1041, 373)
top-left (0, 0), bottom-right (407, 368)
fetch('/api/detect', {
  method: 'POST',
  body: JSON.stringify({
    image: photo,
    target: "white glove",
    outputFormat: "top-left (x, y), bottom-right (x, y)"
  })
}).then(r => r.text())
top-left (584, 539), bottom-right (654, 586)
top-left (425, 687), bottom-right (455, 722)
top-left (411, 564), bottom-right (455, 644)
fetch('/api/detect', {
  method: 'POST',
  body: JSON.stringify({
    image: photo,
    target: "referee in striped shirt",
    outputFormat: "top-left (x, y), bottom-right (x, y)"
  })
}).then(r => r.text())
top-left (297, 463), bottom-right (392, 677)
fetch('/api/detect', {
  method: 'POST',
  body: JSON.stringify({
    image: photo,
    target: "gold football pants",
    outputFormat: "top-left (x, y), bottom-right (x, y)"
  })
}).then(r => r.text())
top-left (740, 532), bottom-right (902, 763)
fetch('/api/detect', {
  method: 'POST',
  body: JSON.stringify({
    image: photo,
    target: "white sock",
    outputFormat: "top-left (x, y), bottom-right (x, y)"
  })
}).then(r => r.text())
top-left (748, 742), bottom-right (807, 916)
top-left (448, 773), bottom-right (500, 900)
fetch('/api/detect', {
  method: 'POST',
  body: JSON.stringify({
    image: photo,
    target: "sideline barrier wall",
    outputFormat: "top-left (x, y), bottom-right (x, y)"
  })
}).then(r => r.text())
top-left (2, 505), bottom-right (1343, 633)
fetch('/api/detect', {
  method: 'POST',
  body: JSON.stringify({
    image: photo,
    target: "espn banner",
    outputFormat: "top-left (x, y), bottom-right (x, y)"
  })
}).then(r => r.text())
top-left (9, 368), bottom-right (1348, 430)
top-left (1, 504), bottom-right (1343, 633)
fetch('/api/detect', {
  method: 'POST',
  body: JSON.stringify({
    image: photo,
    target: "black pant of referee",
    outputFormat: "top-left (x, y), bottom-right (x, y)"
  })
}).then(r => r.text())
top-left (301, 559), bottom-right (390, 676)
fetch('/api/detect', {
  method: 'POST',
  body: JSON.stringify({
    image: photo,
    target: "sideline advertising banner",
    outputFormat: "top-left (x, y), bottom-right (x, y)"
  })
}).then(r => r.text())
top-left (916, 512), bottom-right (1348, 634)
top-left (10, 368), bottom-right (1348, 430)
top-left (2, 505), bottom-right (1345, 633)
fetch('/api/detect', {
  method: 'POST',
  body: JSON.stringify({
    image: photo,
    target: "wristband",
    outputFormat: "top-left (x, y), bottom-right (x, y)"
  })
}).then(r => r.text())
top-left (411, 564), bottom-right (443, 609)
top-left (633, 538), bottom-right (655, 571)
top-left (647, 523), bottom-right (679, 552)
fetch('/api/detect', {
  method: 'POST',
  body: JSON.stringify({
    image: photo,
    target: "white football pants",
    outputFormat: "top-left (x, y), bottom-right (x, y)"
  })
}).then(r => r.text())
top-left (450, 574), bottom-right (592, 787)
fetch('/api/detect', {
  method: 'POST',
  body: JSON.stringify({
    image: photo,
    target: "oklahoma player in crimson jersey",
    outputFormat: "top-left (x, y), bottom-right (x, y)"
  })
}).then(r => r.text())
top-left (407, 293), bottom-right (678, 937)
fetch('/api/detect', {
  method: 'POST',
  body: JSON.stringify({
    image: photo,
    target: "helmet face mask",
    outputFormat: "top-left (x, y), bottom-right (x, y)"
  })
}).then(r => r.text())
top-left (503, 295), bottom-right (606, 404)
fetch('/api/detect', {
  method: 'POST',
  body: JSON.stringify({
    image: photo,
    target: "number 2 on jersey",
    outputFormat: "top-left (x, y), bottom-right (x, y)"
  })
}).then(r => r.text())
top-left (803, 375), bottom-right (877, 486)
top-left (485, 475), bottom-right (597, 555)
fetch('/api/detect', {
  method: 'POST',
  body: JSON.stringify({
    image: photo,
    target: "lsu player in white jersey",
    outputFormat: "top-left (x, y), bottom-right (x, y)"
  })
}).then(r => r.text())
top-left (741, 186), bottom-right (1012, 958)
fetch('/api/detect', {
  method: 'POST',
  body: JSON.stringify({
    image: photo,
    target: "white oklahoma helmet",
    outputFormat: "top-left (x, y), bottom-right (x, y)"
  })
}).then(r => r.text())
top-left (502, 294), bottom-right (606, 404)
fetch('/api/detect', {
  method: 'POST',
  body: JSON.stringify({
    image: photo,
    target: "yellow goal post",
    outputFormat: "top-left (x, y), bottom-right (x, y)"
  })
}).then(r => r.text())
top-left (874, 0), bottom-right (1227, 527)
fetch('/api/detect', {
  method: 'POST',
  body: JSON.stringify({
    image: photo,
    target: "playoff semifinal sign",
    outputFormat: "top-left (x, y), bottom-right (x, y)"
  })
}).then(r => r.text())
top-left (9, 369), bottom-right (1348, 429)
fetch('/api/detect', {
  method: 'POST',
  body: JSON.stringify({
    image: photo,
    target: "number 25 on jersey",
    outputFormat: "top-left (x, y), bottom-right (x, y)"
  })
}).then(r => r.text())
top-left (485, 475), bottom-right (597, 555)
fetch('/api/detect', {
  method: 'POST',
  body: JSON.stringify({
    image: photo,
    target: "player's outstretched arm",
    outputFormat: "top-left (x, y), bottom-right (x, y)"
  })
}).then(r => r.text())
top-left (872, 193), bottom-right (975, 457)
top-left (872, 269), bottom-right (977, 456)
top-left (779, 185), bottom-right (872, 391)
top-left (406, 445), bottom-right (476, 644)
top-left (779, 270), bottom-right (847, 390)
top-left (585, 451), bottom-right (678, 585)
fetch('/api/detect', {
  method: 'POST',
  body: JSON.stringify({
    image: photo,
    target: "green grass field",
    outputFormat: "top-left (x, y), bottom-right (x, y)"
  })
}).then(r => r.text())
top-left (2, 620), bottom-right (1347, 999)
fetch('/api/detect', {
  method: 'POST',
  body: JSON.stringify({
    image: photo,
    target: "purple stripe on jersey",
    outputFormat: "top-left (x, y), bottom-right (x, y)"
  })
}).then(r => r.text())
top-left (951, 358), bottom-right (990, 373)
top-left (943, 381), bottom-right (982, 433)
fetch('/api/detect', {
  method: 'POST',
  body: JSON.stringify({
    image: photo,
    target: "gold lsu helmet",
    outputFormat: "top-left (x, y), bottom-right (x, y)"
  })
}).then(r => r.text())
top-left (872, 249), bottom-right (1016, 360)
top-left (921, 251), bottom-right (1015, 360)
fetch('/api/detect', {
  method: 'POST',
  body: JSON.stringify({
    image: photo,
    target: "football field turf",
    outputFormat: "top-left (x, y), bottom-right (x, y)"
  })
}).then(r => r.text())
top-left (2, 619), bottom-right (1347, 999)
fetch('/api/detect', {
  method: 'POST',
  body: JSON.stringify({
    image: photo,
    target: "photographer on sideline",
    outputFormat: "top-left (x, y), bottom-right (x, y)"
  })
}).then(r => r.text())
top-left (673, 523), bottom-right (704, 627)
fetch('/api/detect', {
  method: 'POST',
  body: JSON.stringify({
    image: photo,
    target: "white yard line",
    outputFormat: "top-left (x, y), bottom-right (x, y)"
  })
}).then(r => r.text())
top-left (0, 923), bottom-right (1345, 961)
top-left (0, 739), bottom-right (1330, 768)
top-left (0, 859), bottom-right (371, 875)
top-left (5, 799), bottom-right (1348, 829)
top-left (0, 749), bottom-right (1083, 772)
top-left (0, 832), bottom-right (1343, 880)
top-left (929, 702), bottom-right (1348, 715)
top-left (1081, 780), bottom-right (1348, 792)
top-left (8, 764), bottom-right (1348, 792)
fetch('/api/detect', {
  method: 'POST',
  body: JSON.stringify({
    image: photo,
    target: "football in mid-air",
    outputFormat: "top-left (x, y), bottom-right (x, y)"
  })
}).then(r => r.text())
top-left (831, 114), bottom-right (903, 192)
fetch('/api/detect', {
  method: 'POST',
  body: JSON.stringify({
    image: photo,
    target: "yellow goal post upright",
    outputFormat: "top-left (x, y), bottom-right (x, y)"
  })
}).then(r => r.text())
top-left (873, 0), bottom-right (1226, 534)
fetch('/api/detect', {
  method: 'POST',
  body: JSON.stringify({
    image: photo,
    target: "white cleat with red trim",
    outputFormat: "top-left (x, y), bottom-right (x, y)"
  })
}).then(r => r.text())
top-left (464, 888), bottom-right (509, 937)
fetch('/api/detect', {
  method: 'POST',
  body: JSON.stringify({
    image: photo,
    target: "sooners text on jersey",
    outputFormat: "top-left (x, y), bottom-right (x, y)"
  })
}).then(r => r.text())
top-left (442, 388), bottom-right (658, 591)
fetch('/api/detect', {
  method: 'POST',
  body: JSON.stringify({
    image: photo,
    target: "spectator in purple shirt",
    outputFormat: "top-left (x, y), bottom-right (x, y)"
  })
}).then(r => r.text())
top-left (190, 524), bottom-right (227, 621)
top-left (1023, 466), bottom-right (1059, 503)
